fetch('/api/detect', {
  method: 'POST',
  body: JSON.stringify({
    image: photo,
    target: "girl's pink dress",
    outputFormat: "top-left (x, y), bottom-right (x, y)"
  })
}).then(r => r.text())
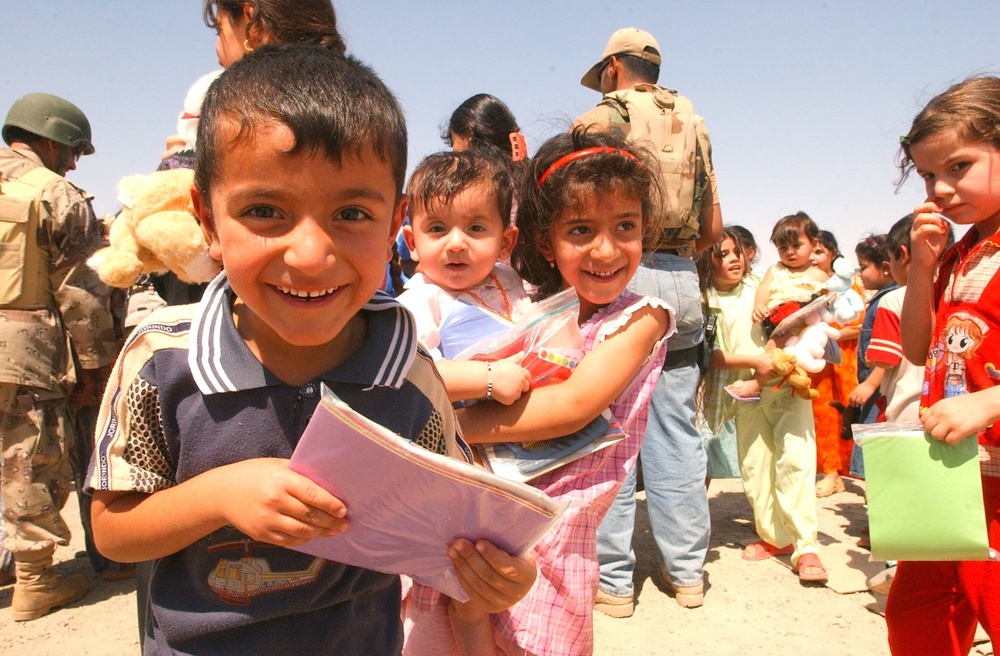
top-left (402, 291), bottom-right (672, 656)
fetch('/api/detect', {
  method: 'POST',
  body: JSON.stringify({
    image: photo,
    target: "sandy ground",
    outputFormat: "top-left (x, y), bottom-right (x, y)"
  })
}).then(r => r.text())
top-left (1, 477), bottom-right (993, 656)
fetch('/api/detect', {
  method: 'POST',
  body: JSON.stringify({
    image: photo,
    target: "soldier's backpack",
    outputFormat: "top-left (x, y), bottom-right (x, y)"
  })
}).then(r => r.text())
top-left (0, 165), bottom-right (61, 305)
top-left (601, 83), bottom-right (707, 255)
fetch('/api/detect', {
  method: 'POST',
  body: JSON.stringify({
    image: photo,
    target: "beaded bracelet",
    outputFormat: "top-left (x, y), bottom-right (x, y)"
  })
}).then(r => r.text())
top-left (485, 362), bottom-right (493, 400)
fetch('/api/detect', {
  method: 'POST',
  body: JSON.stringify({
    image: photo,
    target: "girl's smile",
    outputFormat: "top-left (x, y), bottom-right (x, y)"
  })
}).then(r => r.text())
top-left (542, 189), bottom-right (644, 321)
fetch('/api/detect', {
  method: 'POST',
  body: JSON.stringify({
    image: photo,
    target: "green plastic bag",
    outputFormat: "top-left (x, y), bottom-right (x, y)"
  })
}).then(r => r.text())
top-left (857, 422), bottom-right (990, 561)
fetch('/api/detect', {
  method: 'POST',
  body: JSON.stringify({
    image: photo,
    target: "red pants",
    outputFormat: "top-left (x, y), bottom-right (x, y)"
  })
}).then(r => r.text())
top-left (886, 475), bottom-right (1000, 655)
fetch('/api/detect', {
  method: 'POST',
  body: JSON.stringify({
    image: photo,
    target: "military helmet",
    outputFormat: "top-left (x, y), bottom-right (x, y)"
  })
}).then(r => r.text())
top-left (3, 93), bottom-right (95, 155)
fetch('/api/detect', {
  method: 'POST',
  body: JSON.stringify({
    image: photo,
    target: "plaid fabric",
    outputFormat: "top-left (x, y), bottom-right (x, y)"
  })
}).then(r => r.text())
top-left (982, 444), bottom-right (1000, 479)
top-left (404, 292), bottom-right (669, 656)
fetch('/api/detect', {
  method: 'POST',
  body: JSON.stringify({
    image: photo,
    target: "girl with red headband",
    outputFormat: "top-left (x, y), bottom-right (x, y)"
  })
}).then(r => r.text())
top-left (404, 127), bottom-right (674, 656)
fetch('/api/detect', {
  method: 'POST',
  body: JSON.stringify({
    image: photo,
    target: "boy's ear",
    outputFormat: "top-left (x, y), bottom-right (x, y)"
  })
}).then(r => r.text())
top-left (400, 205), bottom-right (419, 262)
top-left (191, 185), bottom-right (223, 263)
top-left (899, 244), bottom-right (912, 265)
top-left (499, 225), bottom-right (519, 260)
top-left (389, 196), bottom-right (409, 262)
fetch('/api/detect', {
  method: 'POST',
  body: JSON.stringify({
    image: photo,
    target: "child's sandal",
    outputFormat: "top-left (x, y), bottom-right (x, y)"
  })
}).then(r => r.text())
top-left (795, 553), bottom-right (828, 583)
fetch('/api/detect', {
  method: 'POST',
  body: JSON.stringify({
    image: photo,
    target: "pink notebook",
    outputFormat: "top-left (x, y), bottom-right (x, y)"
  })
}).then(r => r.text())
top-left (288, 387), bottom-right (566, 601)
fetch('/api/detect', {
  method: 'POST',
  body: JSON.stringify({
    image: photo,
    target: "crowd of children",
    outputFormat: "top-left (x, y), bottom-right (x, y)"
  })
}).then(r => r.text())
top-left (3, 2), bottom-right (997, 653)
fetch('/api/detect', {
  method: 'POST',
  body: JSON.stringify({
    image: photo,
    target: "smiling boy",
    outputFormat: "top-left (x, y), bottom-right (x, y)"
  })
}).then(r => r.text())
top-left (87, 46), bottom-right (534, 655)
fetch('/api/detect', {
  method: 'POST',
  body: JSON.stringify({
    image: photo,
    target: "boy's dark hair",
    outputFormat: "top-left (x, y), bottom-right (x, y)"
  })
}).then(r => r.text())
top-left (728, 224), bottom-right (758, 266)
top-left (442, 94), bottom-right (521, 160)
top-left (770, 211), bottom-right (819, 249)
top-left (898, 76), bottom-right (1000, 184)
top-left (884, 212), bottom-right (956, 259)
top-left (512, 125), bottom-right (661, 297)
top-left (203, 0), bottom-right (346, 54)
top-left (885, 214), bottom-right (914, 259)
top-left (195, 45), bottom-right (407, 201)
top-left (406, 150), bottom-right (514, 228)
top-left (855, 234), bottom-right (890, 267)
top-left (617, 55), bottom-right (660, 84)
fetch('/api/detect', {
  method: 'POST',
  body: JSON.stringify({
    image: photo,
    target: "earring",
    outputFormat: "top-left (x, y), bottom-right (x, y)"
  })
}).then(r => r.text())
top-left (548, 260), bottom-right (555, 269)
top-left (243, 39), bottom-right (253, 53)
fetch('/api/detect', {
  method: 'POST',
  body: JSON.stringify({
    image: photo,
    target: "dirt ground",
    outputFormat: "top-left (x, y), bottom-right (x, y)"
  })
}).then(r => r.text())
top-left (1, 478), bottom-right (993, 656)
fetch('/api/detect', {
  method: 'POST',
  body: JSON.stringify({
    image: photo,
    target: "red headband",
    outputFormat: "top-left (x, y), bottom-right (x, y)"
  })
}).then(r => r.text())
top-left (537, 147), bottom-right (641, 186)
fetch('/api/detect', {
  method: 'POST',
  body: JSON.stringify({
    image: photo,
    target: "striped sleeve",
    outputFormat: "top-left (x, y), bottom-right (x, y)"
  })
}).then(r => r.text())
top-left (866, 300), bottom-right (902, 367)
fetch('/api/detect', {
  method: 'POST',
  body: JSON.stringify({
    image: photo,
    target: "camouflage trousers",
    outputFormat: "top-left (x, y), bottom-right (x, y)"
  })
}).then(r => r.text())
top-left (0, 383), bottom-right (74, 554)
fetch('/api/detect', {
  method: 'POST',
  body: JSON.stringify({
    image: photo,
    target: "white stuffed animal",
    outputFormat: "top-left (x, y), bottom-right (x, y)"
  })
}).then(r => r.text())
top-left (820, 258), bottom-right (865, 325)
top-left (783, 312), bottom-right (842, 374)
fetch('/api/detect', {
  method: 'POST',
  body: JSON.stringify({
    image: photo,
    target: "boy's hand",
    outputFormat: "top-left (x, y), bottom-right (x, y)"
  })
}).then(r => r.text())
top-left (849, 380), bottom-right (876, 407)
top-left (910, 202), bottom-right (950, 272)
top-left (488, 355), bottom-right (532, 405)
top-left (214, 458), bottom-right (349, 546)
top-left (921, 394), bottom-right (992, 445)
top-left (447, 538), bottom-right (537, 618)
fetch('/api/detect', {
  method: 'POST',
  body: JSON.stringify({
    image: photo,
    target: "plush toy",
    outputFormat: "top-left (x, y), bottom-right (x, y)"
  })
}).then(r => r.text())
top-left (88, 168), bottom-right (221, 289)
top-left (770, 349), bottom-right (820, 400)
top-left (782, 312), bottom-right (842, 375)
top-left (820, 258), bottom-right (864, 325)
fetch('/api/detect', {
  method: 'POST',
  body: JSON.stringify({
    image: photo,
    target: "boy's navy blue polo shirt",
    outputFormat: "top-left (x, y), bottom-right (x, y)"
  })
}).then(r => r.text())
top-left (89, 274), bottom-right (468, 655)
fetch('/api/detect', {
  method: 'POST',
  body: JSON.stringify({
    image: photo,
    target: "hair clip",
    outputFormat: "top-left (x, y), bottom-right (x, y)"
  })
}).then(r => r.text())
top-left (509, 132), bottom-right (527, 162)
top-left (537, 147), bottom-right (641, 186)
top-left (899, 135), bottom-right (910, 145)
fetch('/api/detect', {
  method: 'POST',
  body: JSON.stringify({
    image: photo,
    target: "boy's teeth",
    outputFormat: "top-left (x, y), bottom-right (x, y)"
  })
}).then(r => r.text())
top-left (278, 285), bottom-right (339, 298)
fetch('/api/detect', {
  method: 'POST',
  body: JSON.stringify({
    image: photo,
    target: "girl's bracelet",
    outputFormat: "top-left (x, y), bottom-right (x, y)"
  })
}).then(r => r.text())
top-left (485, 362), bottom-right (493, 400)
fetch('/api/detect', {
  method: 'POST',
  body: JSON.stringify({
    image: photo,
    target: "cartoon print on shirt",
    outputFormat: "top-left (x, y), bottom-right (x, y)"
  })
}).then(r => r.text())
top-left (941, 312), bottom-right (988, 398)
top-left (207, 540), bottom-right (326, 605)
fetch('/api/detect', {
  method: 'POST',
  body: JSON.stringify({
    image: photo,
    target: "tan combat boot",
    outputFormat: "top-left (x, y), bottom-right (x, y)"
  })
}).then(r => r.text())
top-left (11, 546), bottom-right (91, 621)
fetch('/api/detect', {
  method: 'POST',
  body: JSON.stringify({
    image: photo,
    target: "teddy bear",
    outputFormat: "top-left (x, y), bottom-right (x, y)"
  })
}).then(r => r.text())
top-left (769, 349), bottom-right (820, 400)
top-left (88, 168), bottom-right (221, 289)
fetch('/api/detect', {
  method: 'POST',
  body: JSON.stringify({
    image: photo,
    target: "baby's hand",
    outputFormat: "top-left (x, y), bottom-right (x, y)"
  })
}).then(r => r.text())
top-left (910, 202), bottom-right (950, 272)
top-left (447, 538), bottom-right (537, 617)
top-left (921, 394), bottom-right (991, 445)
top-left (752, 305), bottom-right (768, 323)
top-left (213, 458), bottom-right (348, 546)
top-left (488, 354), bottom-right (532, 405)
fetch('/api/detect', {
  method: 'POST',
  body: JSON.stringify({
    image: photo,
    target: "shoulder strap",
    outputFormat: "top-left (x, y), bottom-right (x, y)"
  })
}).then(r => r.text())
top-left (3, 165), bottom-right (61, 193)
top-left (599, 95), bottom-right (630, 121)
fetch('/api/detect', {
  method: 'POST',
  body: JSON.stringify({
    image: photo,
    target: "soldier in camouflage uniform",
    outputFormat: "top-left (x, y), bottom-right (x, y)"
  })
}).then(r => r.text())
top-left (575, 28), bottom-right (724, 615)
top-left (0, 93), bottom-right (116, 620)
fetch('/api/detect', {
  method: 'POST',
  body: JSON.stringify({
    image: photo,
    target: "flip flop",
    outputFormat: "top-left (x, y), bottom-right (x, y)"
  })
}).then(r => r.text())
top-left (742, 540), bottom-right (794, 561)
top-left (795, 553), bottom-right (828, 583)
top-left (725, 383), bottom-right (761, 403)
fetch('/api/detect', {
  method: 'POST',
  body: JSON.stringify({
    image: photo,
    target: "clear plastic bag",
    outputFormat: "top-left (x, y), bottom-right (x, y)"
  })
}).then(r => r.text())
top-left (454, 287), bottom-right (583, 388)
top-left (851, 421), bottom-right (991, 561)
